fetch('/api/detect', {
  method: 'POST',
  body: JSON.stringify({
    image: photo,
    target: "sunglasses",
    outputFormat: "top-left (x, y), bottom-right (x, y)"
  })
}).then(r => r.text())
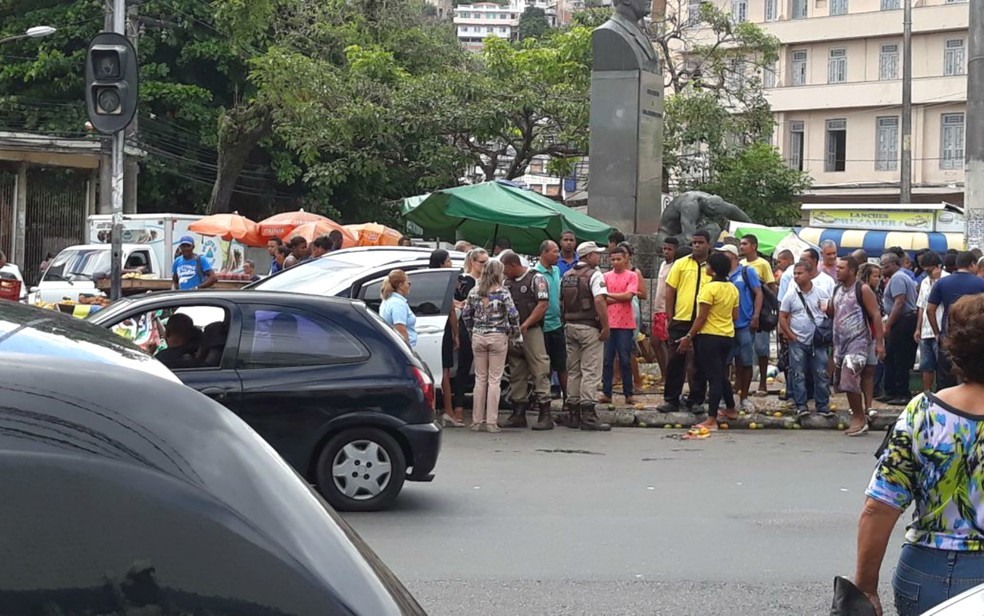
top-left (476, 259), bottom-right (489, 264)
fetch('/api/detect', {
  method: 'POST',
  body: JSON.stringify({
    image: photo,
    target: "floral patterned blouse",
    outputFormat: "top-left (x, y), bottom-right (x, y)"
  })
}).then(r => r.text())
top-left (461, 288), bottom-right (520, 338)
top-left (867, 393), bottom-right (984, 551)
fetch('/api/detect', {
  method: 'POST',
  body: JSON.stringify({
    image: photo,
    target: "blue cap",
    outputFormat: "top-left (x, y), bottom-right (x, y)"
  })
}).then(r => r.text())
top-left (178, 235), bottom-right (195, 246)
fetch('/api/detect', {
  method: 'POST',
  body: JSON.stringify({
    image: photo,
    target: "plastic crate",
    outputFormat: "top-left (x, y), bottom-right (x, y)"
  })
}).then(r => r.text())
top-left (0, 278), bottom-right (21, 301)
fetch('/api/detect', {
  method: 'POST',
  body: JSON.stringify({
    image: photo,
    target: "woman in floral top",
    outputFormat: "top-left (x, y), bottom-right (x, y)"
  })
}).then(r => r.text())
top-left (461, 258), bottom-right (520, 433)
top-left (855, 293), bottom-right (984, 615)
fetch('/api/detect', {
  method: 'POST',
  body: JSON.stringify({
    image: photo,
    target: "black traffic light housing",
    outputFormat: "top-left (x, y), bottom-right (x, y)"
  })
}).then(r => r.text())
top-left (85, 32), bottom-right (138, 134)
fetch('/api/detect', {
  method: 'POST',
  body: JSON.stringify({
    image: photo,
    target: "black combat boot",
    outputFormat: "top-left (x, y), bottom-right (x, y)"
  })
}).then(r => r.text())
top-left (504, 401), bottom-right (528, 428)
top-left (531, 399), bottom-right (555, 431)
top-left (579, 402), bottom-right (612, 432)
top-left (564, 401), bottom-right (580, 429)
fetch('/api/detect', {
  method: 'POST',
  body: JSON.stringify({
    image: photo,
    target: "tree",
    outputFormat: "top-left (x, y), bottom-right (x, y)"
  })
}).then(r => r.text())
top-left (518, 7), bottom-right (550, 40)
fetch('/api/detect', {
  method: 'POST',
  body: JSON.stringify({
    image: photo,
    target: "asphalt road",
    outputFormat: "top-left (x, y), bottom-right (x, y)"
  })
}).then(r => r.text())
top-left (345, 427), bottom-right (907, 615)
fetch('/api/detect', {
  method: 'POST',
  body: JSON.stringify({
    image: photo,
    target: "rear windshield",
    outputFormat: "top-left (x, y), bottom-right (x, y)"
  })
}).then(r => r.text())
top-left (249, 255), bottom-right (367, 296)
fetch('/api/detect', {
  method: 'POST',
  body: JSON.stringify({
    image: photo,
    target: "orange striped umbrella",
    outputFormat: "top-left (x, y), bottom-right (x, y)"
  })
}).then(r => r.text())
top-left (285, 220), bottom-right (358, 247)
top-left (345, 222), bottom-right (404, 247)
top-left (188, 212), bottom-right (266, 247)
top-left (258, 209), bottom-right (332, 239)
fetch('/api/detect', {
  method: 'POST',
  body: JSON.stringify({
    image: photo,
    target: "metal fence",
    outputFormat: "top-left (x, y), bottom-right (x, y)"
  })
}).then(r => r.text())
top-left (0, 171), bottom-right (13, 262)
top-left (23, 168), bottom-right (89, 286)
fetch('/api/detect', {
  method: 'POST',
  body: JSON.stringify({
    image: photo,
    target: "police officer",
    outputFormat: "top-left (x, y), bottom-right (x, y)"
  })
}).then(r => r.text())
top-left (561, 242), bottom-right (611, 431)
top-left (501, 250), bottom-right (554, 430)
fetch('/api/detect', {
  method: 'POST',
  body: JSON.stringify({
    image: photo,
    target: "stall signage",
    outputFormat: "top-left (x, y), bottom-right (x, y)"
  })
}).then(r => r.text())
top-left (809, 209), bottom-right (934, 231)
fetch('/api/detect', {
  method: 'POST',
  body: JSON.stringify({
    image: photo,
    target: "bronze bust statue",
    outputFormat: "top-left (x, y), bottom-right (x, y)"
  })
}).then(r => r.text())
top-left (592, 0), bottom-right (659, 73)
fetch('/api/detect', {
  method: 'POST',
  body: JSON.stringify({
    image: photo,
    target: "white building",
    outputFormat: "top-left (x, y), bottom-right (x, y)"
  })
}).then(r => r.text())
top-left (454, 0), bottom-right (560, 50)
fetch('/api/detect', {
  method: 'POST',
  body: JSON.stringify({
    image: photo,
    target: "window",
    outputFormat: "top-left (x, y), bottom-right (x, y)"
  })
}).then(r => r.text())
top-left (360, 270), bottom-right (454, 316)
top-left (499, 26), bottom-right (507, 32)
top-left (945, 0), bottom-right (966, 3)
top-left (763, 62), bottom-right (777, 88)
top-left (879, 44), bottom-right (899, 80)
top-left (764, 0), bottom-right (778, 21)
top-left (109, 305), bottom-right (229, 367)
top-left (881, 0), bottom-right (899, 9)
top-left (945, 39), bottom-right (966, 76)
top-left (829, 0), bottom-right (847, 15)
top-left (791, 50), bottom-right (807, 86)
top-left (940, 113), bottom-right (965, 170)
top-left (789, 121), bottom-right (805, 171)
top-left (827, 48), bottom-right (847, 84)
top-left (688, 0), bottom-right (703, 25)
top-left (791, 0), bottom-right (808, 19)
top-left (731, 0), bottom-right (747, 22)
top-left (875, 116), bottom-right (899, 171)
top-left (239, 306), bottom-right (368, 369)
top-left (825, 119), bottom-right (847, 172)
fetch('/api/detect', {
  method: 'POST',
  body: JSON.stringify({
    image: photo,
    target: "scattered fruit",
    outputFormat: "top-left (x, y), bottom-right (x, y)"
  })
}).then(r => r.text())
top-left (674, 423), bottom-right (683, 429)
top-left (773, 412), bottom-right (783, 418)
top-left (663, 424), bottom-right (673, 429)
top-left (767, 377), bottom-right (775, 383)
top-left (748, 422), bottom-right (758, 430)
top-left (837, 423), bottom-right (847, 431)
top-left (792, 423), bottom-right (802, 429)
top-left (608, 404), bottom-right (616, 410)
top-left (638, 421), bottom-right (648, 428)
top-left (830, 404), bottom-right (839, 411)
top-left (719, 423), bottom-right (729, 430)
top-left (780, 389), bottom-right (786, 396)
top-left (634, 403), bottom-right (645, 410)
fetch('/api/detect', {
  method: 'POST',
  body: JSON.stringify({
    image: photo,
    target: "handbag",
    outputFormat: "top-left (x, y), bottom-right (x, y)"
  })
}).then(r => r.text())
top-left (829, 576), bottom-right (877, 616)
top-left (798, 290), bottom-right (833, 348)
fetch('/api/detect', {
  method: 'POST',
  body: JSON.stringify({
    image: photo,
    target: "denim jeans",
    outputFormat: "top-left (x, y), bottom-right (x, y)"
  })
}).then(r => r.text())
top-left (788, 340), bottom-right (830, 411)
top-left (603, 328), bottom-right (634, 398)
top-left (893, 544), bottom-right (984, 616)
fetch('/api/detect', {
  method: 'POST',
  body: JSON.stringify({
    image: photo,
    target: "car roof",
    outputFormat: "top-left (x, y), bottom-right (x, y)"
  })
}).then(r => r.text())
top-left (0, 301), bottom-right (178, 382)
top-left (0, 356), bottom-right (419, 615)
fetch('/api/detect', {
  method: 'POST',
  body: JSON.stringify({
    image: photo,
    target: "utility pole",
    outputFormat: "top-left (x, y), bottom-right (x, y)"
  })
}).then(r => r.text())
top-left (111, 0), bottom-right (126, 300)
top-left (900, 0), bottom-right (912, 204)
top-left (966, 0), bottom-right (984, 249)
top-left (124, 0), bottom-right (140, 214)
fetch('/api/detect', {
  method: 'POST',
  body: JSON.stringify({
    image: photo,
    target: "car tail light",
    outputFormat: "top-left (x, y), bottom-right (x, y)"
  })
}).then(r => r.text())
top-left (410, 366), bottom-right (435, 410)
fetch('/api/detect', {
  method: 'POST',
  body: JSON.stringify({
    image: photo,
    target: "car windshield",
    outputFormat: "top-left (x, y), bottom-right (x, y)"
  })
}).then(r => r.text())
top-left (43, 249), bottom-right (110, 282)
top-left (250, 254), bottom-right (367, 296)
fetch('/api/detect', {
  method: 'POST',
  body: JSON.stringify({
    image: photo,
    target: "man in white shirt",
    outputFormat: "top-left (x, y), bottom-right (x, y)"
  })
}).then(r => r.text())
top-left (0, 251), bottom-right (27, 301)
top-left (781, 248), bottom-right (835, 300)
top-left (915, 251), bottom-right (947, 393)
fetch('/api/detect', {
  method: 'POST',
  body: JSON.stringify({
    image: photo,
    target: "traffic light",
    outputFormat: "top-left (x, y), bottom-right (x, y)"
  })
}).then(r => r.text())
top-left (85, 32), bottom-right (138, 134)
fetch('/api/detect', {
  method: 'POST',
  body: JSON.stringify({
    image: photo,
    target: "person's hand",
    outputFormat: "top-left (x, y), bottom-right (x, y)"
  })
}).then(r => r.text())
top-left (876, 341), bottom-right (886, 361)
top-left (884, 323), bottom-right (891, 337)
top-left (453, 335), bottom-right (460, 351)
top-left (520, 324), bottom-right (529, 336)
top-left (677, 336), bottom-right (692, 353)
top-left (599, 327), bottom-right (610, 342)
top-left (864, 592), bottom-right (883, 616)
top-left (913, 330), bottom-right (921, 344)
top-left (750, 316), bottom-right (759, 332)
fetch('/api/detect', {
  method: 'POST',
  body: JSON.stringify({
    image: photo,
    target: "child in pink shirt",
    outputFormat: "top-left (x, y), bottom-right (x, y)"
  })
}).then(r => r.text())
top-left (601, 247), bottom-right (639, 403)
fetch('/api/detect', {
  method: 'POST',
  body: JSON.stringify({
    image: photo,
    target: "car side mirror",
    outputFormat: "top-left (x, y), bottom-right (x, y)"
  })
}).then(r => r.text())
top-left (415, 302), bottom-right (440, 316)
top-left (29, 286), bottom-right (38, 293)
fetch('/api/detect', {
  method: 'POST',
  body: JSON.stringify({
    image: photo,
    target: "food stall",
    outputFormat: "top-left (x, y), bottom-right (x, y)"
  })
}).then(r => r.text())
top-left (797, 203), bottom-right (965, 256)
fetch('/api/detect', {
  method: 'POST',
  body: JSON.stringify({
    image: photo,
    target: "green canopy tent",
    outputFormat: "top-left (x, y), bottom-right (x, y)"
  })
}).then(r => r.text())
top-left (406, 181), bottom-right (613, 254)
top-left (730, 225), bottom-right (796, 257)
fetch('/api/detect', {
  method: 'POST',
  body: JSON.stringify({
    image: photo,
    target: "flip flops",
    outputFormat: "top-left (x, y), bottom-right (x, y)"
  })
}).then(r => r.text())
top-left (846, 423), bottom-right (870, 437)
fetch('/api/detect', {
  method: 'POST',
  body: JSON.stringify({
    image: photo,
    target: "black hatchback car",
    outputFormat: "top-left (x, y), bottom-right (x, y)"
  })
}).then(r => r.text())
top-left (89, 291), bottom-right (441, 511)
top-left (0, 354), bottom-right (425, 614)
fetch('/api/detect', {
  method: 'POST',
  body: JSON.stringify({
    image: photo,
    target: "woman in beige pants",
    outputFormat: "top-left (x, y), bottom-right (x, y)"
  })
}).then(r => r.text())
top-left (461, 259), bottom-right (520, 432)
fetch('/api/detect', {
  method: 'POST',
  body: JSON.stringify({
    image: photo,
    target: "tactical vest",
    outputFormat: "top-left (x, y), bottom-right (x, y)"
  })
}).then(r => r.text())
top-left (561, 265), bottom-right (599, 327)
top-left (505, 269), bottom-right (542, 325)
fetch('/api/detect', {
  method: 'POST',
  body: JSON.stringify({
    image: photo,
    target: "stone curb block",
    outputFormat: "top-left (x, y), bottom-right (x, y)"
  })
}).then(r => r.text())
top-left (534, 409), bottom-right (901, 431)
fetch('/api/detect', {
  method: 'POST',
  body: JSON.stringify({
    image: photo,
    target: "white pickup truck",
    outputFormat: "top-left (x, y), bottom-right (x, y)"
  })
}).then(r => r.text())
top-left (29, 243), bottom-right (166, 304)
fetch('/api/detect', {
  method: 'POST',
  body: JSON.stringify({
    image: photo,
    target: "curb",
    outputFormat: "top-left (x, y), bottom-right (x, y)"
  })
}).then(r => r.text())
top-left (527, 408), bottom-right (902, 431)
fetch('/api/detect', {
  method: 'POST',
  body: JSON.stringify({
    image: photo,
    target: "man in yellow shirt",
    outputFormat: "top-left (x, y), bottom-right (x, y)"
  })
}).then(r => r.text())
top-left (740, 234), bottom-right (777, 397)
top-left (658, 230), bottom-right (712, 413)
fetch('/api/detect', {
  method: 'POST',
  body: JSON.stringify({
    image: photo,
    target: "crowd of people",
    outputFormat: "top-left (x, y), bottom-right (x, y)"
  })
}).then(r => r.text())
top-left (370, 230), bottom-right (984, 443)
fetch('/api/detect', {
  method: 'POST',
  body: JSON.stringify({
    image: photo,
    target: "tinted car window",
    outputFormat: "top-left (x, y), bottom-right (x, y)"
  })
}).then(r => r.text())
top-left (108, 305), bottom-right (229, 366)
top-left (361, 270), bottom-right (453, 316)
top-left (239, 305), bottom-right (368, 368)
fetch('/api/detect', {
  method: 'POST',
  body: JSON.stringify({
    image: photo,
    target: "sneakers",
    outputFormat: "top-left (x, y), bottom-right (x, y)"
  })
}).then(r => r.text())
top-left (740, 398), bottom-right (756, 413)
top-left (795, 407), bottom-right (810, 419)
top-left (486, 423), bottom-right (502, 433)
top-left (470, 422), bottom-right (483, 432)
top-left (657, 401), bottom-right (681, 413)
top-left (816, 408), bottom-right (834, 416)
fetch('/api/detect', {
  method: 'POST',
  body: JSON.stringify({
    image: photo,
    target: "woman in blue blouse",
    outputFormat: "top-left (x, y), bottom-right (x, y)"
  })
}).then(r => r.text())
top-left (855, 293), bottom-right (984, 615)
top-left (379, 269), bottom-right (416, 348)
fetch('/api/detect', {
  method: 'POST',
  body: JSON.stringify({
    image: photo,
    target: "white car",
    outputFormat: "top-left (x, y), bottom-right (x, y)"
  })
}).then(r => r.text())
top-left (250, 247), bottom-right (466, 378)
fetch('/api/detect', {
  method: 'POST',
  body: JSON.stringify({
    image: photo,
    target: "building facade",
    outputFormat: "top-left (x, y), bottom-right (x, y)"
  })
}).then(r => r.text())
top-left (454, 0), bottom-right (562, 50)
top-left (709, 0), bottom-right (969, 203)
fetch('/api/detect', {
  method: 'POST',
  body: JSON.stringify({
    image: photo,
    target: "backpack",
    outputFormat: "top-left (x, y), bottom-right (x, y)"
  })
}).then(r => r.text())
top-left (741, 266), bottom-right (779, 332)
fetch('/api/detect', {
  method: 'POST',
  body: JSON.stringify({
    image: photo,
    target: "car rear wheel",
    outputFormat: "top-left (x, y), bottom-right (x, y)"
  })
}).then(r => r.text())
top-left (316, 428), bottom-right (407, 512)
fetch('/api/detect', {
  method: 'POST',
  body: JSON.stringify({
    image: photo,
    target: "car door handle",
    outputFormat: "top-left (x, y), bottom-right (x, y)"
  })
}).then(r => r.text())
top-left (200, 387), bottom-right (228, 400)
top-left (417, 325), bottom-right (444, 334)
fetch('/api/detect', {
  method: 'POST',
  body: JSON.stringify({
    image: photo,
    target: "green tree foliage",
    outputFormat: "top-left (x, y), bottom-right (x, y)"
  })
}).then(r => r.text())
top-left (518, 7), bottom-right (550, 40)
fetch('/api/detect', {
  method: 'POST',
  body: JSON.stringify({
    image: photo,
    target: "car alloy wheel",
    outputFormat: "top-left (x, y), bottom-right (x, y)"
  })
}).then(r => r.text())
top-left (316, 427), bottom-right (407, 512)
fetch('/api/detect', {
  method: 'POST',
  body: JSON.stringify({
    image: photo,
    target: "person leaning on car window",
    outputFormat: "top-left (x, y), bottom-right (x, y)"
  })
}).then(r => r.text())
top-left (171, 236), bottom-right (217, 291)
top-left (380, 269), bottom-right (417, 348)
top-left (855, 293), bottom-right (984, 616)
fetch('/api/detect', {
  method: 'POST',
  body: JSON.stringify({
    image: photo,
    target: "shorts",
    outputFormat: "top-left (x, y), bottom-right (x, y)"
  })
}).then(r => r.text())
top-left (919, 338), bottom-right (938, 372)
top-left (652, 312), bottom-right (669, 342)
top-left (730, 327), bottom-right (754, 367)
top-left (544, 327), bottom-right (568, 372)
top-left (754, 330), bottom-right (771, 359)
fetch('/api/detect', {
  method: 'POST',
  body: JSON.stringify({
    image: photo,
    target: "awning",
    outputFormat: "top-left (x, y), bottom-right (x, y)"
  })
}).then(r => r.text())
top-left (797, 227), bottom-right (965, 256)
